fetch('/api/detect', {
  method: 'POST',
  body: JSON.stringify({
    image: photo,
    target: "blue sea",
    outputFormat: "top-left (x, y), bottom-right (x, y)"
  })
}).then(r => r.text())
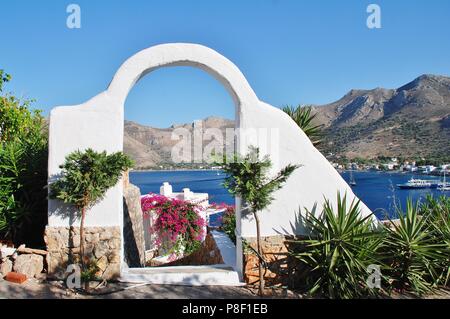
top-left (130, 170), bottom-right (449, 220)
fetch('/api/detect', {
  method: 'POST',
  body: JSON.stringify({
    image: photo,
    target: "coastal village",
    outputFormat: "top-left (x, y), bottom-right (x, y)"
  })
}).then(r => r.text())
top-left (331, 157), bottom-right (450, 175)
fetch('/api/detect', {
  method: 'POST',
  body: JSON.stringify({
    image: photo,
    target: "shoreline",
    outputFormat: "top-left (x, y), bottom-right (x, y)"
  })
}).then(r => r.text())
top-left (131, 168), bottom-right (446, 178)
top-left (131, 168), bottom-right (222, 173)
top-left (338, 169), bottom-right (447, 178)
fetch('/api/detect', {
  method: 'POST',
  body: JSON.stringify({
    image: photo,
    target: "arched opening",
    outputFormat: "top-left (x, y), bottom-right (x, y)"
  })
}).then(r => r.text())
top-left (47, 43), bottom-right (371, 285)
top-left (124, 66), bottom-right (238, 269)
top-left (108, 44), bottom-right (262, 282)
top-left (48, 44), bottom-right (280, 284)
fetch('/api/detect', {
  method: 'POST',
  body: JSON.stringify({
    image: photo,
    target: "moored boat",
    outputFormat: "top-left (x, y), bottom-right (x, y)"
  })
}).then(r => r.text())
top-left (397, 179), bottom-right (435, 189)
top-left (349, 170), bottom-right (357, 186)
top-left (438, 171), bottom-right (450, 191)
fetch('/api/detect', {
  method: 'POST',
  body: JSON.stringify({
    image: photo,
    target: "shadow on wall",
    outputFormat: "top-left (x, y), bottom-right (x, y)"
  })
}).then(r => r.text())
top-left (123, 195), bottom-right (142, 268)
top-left (275, 206), bottom-right (310, 236)
top-left (47, 174), bottom-right (80, 226)
top-left (242, 205), bottom-right (312, 288)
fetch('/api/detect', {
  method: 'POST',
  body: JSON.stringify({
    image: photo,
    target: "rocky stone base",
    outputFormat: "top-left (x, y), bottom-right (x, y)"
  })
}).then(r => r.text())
top-left (1, 243), bottom-right (46, 279)
top-left (243, 235), bottom-right (291, 287)
top-left (45, 226), bottom-right (121, 280)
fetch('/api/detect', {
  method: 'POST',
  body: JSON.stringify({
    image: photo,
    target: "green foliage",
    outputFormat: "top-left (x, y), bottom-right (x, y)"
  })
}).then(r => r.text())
top-left (0, 70), bottom-right (48, 246)
top-left (321, 114), bottom-right (450, 163)
top-left (221, 146), bottom-right (299, 295)
top-left (419, 196), bottom-right (450, 286)
top-left (220, 205), bottom-right (236, 244)
top-left (282, 105), bottom-right (323, 146)
top-left (221, 147), bottom-right (300, 214)
top-left (382, 199), bottom-right (447, 295)
top-left (286, 193), bottom-right (448, 298)
top-left (289, 193), bottom-right (383, 298)
top-left (50, 149), bottom-right (133, 279)
top-left (0, 70), bottom-right (12, 92)
top-left (50, 149), bottom-right (133, 210)
top-left (0, 73), bottom-right (42, 144)
top-left (80, 257), bottom-right (100, 283)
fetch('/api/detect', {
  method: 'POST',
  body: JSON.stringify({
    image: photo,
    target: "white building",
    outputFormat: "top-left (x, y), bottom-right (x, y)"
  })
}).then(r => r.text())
top-left (404, 164), bottom-right (418, 172)
top-left (420, 165), bottom-right (437, 174)
top-left (383, 163), bottom-right (398, 170)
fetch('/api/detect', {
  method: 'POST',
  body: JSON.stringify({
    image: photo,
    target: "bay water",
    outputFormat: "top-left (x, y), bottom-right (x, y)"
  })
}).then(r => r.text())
top-left (130, 170), bottom-right (449, 220)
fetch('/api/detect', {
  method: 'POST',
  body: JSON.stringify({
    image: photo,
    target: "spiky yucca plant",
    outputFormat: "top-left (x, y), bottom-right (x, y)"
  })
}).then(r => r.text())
top-left (383, 199), bottom-right (447, 295)
top-left (431, 213), bottom-right (450, 286)
top-left (419, 196), bottom-right (450, 286)
top-left (289, 193), bottom-right (383, 299)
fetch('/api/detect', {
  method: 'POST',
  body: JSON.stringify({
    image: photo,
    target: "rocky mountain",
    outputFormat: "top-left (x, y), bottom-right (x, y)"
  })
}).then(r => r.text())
top-left (124, 117), bottom-right (235, 169)
top-left (312, 74), bottom-right (450, 160)
top-left (124, 74), bottom-right (450, 167)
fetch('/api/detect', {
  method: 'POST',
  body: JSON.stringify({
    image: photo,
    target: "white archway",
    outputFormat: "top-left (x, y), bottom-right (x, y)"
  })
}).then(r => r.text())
top-left (47, 43), bottom-right (373, 284)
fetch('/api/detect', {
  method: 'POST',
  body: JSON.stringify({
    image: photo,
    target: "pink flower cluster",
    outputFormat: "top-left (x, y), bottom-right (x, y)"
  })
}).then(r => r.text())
top-left (141, 193), bottom-right (206, 253)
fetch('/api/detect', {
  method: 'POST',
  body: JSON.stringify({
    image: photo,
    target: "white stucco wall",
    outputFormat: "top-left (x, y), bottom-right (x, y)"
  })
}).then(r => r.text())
top-left (48, 43), bottom-right (373, 238)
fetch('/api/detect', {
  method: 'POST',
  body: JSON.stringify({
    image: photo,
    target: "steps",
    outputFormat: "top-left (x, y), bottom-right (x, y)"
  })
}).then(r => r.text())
top-left (120, 264), bottom-right (243, 286)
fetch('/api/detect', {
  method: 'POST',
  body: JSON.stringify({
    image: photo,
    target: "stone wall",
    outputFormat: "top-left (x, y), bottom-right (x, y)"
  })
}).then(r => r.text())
top-left (123, 181), bottom-right (145, 267)
top-left (243, 235), bottom-right (292, 287)
top-left (45, 226), bottom-right (121, 280)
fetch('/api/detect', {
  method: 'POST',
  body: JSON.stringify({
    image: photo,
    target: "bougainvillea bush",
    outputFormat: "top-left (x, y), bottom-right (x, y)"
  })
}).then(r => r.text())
top-left (141, 194), bottom-right (206, 258)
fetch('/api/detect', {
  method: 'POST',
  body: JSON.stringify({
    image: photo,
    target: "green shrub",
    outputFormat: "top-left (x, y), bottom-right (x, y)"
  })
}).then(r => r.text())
top-left (80, 258), bottom-right (100, 282)
top-left (419, 196), bottom-right (450, 286)
top-left (220, 204), bottom-right (236, 244)
top-left (220, 146), bottom-right (299, 296)
top-left (0, 70), bottom-right (48, 246)
top-left (289, 193), bottom-right (384, 299)
top-left (288, 194), bottom-right (449, 298)
top-left (382, 199), bottom-right (447, 295)
top-left (50, 149), bottom-right (133, 275)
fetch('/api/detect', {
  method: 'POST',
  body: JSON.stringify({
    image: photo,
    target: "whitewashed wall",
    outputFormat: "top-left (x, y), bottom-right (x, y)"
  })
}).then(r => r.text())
top-left (48, 43), bottom-right (373, 268)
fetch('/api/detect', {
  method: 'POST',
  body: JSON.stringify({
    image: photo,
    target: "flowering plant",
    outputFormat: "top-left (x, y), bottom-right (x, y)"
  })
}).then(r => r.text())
top-left (142, 194), bottom-right (206, 257)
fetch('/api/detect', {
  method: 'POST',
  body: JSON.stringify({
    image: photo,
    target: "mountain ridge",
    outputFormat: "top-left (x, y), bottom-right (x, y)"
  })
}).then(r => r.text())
top-left (123, 74), bottom-right (450, 167)
top-left (124, 117), bottom-right (235, 169)
top-left (313, 74), bottom-right (450, 160)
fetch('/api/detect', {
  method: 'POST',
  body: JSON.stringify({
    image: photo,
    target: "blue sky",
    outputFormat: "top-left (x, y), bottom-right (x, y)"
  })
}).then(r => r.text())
top-left (1, 0), bottom-right (450, 127)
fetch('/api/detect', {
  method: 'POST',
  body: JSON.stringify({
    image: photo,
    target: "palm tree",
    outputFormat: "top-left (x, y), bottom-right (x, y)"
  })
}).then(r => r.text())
top-left (221, 147), bottom-right (300, 296)
top-left (282, 105), bottom-right (323, 146)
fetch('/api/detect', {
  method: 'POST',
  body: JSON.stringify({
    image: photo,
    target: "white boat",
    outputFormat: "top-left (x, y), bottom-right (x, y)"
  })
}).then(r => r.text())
top-left (438, 171), bottom-right (450, 191)
top-left (397, 178), bottom-right (433, 189)
top-left (349, 170), bottom-right (357, 186)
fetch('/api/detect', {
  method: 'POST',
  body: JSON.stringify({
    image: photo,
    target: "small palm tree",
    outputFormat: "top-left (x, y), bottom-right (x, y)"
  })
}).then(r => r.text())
top-left (282, 105), bottom-right (323, 146)
top-left (221, 146), bottom-right (300, 296)
top-left (50, 149), bottom-right (133, 283)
